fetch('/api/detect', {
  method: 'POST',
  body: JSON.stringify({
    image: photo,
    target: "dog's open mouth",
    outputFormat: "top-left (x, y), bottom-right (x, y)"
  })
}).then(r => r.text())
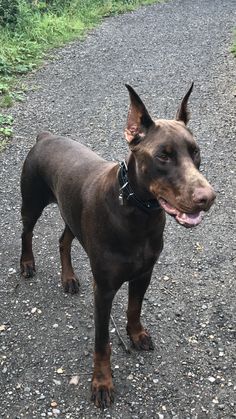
top-left (158, 198), bottom-right (204, 228)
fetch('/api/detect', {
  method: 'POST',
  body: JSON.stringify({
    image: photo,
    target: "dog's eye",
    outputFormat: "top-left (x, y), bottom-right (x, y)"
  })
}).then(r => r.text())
top-left (156, 153), bottom-right (171, 163)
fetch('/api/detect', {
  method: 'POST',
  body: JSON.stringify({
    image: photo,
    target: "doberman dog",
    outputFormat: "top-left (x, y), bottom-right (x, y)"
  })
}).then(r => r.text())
top-left (20, 84), bottom-right (216, 408)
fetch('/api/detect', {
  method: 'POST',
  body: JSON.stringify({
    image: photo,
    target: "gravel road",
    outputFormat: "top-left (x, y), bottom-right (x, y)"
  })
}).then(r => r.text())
top-left (0, 0), bottom-right (236, 417)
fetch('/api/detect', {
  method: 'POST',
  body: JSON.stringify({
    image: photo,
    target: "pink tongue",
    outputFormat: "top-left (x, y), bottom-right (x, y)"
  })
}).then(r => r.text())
top-left (176, 211), bottom-right (203, 226)
top-left (159, 198), bottom-right (203, 227)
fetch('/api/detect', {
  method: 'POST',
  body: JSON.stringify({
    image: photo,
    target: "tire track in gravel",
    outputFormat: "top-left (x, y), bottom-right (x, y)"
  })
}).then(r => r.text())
top-left (0, 0), bottom-right (235, 417)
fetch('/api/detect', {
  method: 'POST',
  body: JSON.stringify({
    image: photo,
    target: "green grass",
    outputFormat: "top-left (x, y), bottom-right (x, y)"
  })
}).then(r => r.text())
top-left (0, 0), bottom-right (160, 148)
top-left (232, 38), bottom-right (236, 57)
top-left (0, 113), bottom-right (13, 150)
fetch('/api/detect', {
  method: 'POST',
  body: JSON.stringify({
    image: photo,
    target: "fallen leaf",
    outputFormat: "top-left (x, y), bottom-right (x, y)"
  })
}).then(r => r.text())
top-left (195, 242), bottom-right (204, 252)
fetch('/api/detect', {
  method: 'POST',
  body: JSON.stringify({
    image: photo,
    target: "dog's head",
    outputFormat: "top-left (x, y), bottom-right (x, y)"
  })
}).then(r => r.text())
top-left (124, 84), bottom-right (216, 228)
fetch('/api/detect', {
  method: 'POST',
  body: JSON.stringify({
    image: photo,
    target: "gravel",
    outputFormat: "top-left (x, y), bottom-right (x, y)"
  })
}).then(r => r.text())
top-left (0, 0), bottom-right (236, 417)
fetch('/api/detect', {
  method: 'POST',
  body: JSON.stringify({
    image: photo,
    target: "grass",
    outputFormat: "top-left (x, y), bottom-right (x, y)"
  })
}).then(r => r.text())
top-left (0, 113), bottom-right (13, 150)
top-left (0, 0), bottom-right (161, 149)
top-left (231, 29), bottom-right (236, 57)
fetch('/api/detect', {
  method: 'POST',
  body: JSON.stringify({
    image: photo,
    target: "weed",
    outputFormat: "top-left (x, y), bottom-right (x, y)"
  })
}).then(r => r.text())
top-left (0, 113), bottom-right (13, 143)
top-left (0, 0), bottom-right (160, 151)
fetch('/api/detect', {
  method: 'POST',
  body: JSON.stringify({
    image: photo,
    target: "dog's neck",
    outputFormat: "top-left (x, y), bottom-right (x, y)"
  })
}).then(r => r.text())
top-left (117, 153), bottom-right (161, 213)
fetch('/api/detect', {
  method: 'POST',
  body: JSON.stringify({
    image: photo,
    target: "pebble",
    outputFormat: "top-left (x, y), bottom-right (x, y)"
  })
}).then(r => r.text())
top-left (69, 376), bottom-right (79, 385)
top-left (52, 408), bottom-right (60, 415)
top-left (53, 379), bottom-right (61, 386)
top-left (212, 397), bottom-right (219, 404)
top-left (8, 268), bottom-right (16, 275)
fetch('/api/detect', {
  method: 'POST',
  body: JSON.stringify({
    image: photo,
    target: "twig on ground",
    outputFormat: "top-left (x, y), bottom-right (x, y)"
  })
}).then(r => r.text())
top-left (111, 314), bottom-right (131, 354)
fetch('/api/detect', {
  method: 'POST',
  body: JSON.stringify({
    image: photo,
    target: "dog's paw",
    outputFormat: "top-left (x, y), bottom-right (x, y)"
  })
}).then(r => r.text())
top-left (21, 260), bottom-right (35, 278)
top-left (62, 276), bottom-right (80, 294)
top-left (91, 381), bottom-right (114, 409)
top-left (129, 330), bottom-right (154, 351)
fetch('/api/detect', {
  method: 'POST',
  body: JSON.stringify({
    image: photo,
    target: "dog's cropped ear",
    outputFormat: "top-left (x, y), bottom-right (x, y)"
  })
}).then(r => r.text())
top-left (125, 84), bottom-right (154, 143)
top-left (175, 82), bottom-right (194, 125)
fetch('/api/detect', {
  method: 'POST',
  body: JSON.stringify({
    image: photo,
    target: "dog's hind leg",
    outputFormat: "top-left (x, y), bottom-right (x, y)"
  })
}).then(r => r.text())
top-left (20, 162), bottom-right (53, 278)
top-left (21, 193), bottom-right (48, 278)
top-left (59, 225), bottom-right (79, 294)
top-left (126, 270), bottom-right (154, 351)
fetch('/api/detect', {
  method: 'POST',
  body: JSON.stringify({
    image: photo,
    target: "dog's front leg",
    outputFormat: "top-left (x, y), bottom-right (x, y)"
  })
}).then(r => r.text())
top-left (126, 270), bottom-right (154, 350)
top-left (91, 284), bottom-right (116, 408)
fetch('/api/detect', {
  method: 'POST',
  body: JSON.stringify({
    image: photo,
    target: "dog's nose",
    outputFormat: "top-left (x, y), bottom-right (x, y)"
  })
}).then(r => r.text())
top-left (192, 187), bottom-right (216, 209)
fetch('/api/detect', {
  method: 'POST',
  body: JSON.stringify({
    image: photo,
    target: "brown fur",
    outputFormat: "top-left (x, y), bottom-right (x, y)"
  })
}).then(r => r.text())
top-left (20, 84), bottom-right (215, 408)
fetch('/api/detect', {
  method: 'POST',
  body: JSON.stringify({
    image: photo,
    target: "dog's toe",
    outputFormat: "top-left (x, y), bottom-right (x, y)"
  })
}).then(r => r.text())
top-left (130, 330), bottom-right (154, 351)
top-left (21, 261), bottom-right (35, 278)
top-left (62, 276), bottom-right (80, 294)
top-left (91, 385), bottom-right (114, 409)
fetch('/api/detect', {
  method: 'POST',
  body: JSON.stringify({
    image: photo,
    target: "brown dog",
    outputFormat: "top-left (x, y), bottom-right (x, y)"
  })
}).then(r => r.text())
top-left (20, 84), bottom-right (215, 408)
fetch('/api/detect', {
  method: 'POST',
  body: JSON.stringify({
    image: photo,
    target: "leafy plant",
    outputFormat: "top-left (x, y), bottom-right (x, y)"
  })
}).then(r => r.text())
top-left (0, 0), bottom-right (19, 27)
top-left (0, 113), bottom-right (14, 139)
top-left (0, 0), bottom-right (160, 151)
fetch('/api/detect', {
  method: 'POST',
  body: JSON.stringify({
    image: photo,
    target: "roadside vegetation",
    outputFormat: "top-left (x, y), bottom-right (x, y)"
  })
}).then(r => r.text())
top-left (232, 35), bottom-right (236, 57)
top-left (0, 0), bottom-right (160, 149)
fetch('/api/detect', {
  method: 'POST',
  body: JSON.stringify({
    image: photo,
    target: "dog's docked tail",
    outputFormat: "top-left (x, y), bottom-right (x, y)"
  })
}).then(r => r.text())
top-left (36, 131), bottom-right (54, 142)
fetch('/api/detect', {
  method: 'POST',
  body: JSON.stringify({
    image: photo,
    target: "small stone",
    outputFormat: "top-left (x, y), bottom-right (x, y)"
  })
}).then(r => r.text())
top-left (69, 376), bottom-right (79, 386)
top-left (56, 368), bottom-right (64, 374)
top-left (127, 374), bottom-right (133, 380)
top-left (53, 324), bottom-right (59, 328)
top-left (0, 325), bottom-right (6, 332)
top-left (8, 268), bottom-right (16, 275)
top-left (53, 379), bottom-right (61, 386)
top-left (31, 307), bottom-right (37, 314)
top-left (50, 401), bottom-right (57, 408)
top-left (52, 408), bottom-right (60, 415)
top-left (212, 397), bottom-right (219, 404)
top-left (153, 379), bottom-right (159, 384)
top-left (208, 377), bottom-right (216, 383)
